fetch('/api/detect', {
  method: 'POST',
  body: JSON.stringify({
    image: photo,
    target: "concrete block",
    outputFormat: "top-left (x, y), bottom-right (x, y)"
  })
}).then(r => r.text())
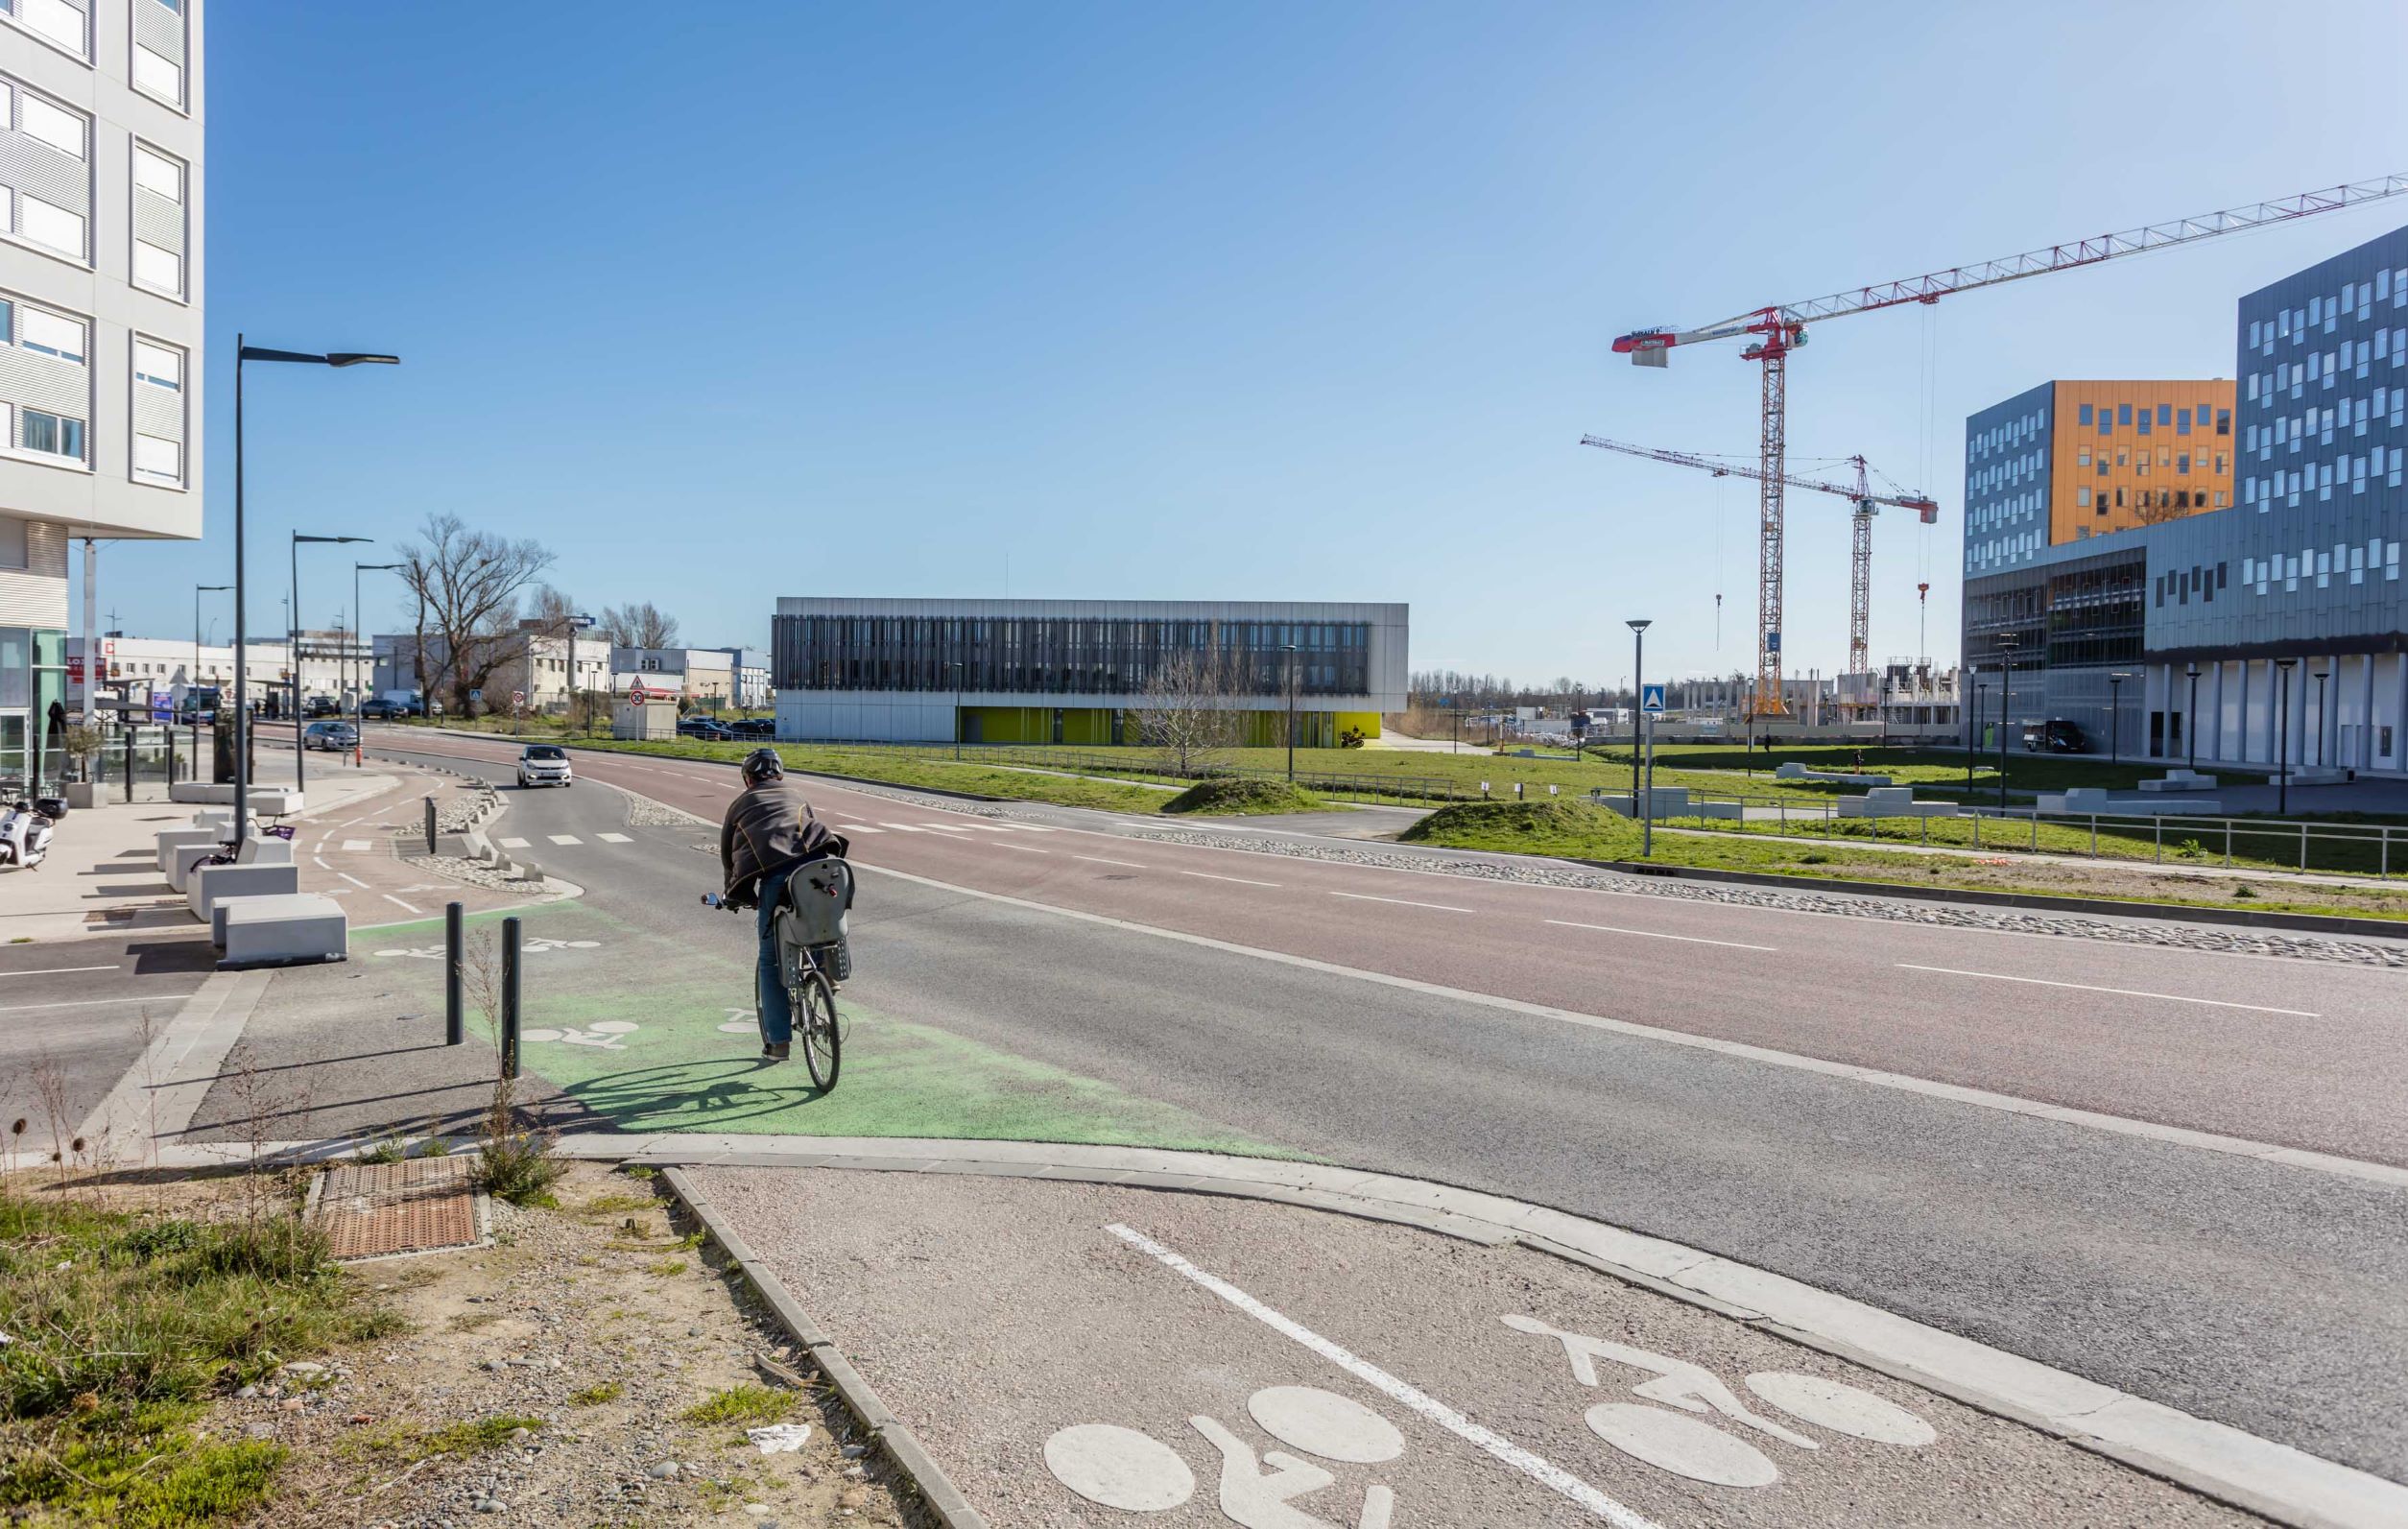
top-left (156, 825), bottom-right (229, 875)
top-left (191, 861), bottom-right (301, 931)
top-left (218, 894), bottom-right (347, 968)
top-left (237, 836), bottom-right (295, 867)
top-left (1773, 761), bottom-right (1808, 779)
top-left (2140, 771), bottom-right (2218, 792)
top-left (169, 782), bottom-right (237, 804)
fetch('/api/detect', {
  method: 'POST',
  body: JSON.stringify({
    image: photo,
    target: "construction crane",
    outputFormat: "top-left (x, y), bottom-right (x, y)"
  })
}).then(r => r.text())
top-left (1612, 173), bottom-right (2408, 715)
top-left (1578, 435), bottom-right (1935, 690)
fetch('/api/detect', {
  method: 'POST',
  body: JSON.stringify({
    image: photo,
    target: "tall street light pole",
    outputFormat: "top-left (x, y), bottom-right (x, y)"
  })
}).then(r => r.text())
top-left (233, 340), bottom-right (398, 842)
top-left (1626, 619), bottom-right (1652, 853)
top-left (1280, 644), bottom-right (1299, 781)
top-left (2108, 671), bottom-right (2129, 767)
top-left (2312, 667), bottom-right (2330, 769)
top-left (946, 660), bottom-right (963, 760)
top-left (292, 533), bottom-right (370, 789)
top-left (1968, 681), bottom-right (1985, 795)
top-left (1993, 633), bottom-right (2018, 811)
top-left (2274, 658), bottom-right (2296, 816)
top-left (2185, 663), bottom-right (2203, 773)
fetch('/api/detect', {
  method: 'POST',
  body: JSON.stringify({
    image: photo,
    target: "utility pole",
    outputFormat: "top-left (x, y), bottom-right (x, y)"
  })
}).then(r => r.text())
top-left (1994, 633), bottom-right (2018, 810)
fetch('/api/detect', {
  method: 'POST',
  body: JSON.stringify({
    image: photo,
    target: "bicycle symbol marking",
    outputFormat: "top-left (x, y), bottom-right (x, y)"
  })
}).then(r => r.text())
top-left (1044, 1384), bottom-right (1401, 1527)
top-left (517, 1019), bottom-right (639, 1049)
top-left (1502, 1313), bottom-right (1933, 1489)
top-left (372, 936), bottom-right (601, 961)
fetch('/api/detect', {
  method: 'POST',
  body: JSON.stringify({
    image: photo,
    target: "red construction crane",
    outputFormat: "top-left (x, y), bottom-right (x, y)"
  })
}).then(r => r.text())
top-left (1578, 435), bottom-right (1935, 690)
top-left (1612, 173), bottom-right (2408, 715)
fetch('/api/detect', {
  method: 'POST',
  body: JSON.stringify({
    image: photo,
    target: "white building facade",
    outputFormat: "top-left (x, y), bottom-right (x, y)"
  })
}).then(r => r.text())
top-left (0, 0), bottom-right (203, 788)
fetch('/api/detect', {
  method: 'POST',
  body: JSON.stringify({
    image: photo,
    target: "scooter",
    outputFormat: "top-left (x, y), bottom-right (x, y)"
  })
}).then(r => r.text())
top-left (0, 797), bottom-right (62, 871)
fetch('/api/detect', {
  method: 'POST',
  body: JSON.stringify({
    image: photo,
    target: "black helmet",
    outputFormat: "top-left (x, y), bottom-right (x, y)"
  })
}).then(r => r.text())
top-left (741, 748), bottom-right (784, 785)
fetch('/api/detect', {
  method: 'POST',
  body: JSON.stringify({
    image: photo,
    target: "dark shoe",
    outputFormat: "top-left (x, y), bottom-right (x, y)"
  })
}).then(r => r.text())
top-left (762, 1042), bottom-right (790, 1061)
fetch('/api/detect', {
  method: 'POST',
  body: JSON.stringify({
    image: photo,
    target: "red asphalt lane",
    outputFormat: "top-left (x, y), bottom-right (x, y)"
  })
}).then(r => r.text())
top-left (378, 731), bottom-right (2408, 1167)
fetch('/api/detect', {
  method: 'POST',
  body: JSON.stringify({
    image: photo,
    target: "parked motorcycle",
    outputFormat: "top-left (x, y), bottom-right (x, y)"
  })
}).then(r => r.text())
top-left (0, 797), bottom-right (63, 871)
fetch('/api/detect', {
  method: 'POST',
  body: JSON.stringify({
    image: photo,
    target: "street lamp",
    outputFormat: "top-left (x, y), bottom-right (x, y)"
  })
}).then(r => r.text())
top-left (1993, 633), bottom-right (2018, 810)
top-left (291, 533), bottom-right (370, 788)
top-left (353, 562), bottom-right (402, 726)
top-left (1968, 681), bottom-right (1986, 795)
top-left (2274, 658), bottom-right (2296, 815)
top-left (2107, 672), bottom-right (2130, 767)
top-left (1626, 620), bottom-right (1653, 855)
top-left (2184, 663), bottom-right (2203, 774)
top-left (1279, 644), bottom-right (1299, 781)
top-left (2312, 667), bottom-right (2330, 769)
top-left (232, 339), bottom-right (397, 841)
top-left (945, 660), bottom-right (964, 761)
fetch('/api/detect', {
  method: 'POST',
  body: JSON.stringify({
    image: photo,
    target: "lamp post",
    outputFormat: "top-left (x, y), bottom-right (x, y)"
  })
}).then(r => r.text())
top-left (1993, 633), bottom-right (2018, 810)
top-left (352, 561), bottom-right (402, 726)
top-left (945, 660), bottom-right (963, 760)
top-left (1626, 620), bottom-right (1652, 853)
top-left (1968, 681), bottom-right (1986, 795)
top-left (1279, 644), bottom-right (1299, 781)
top-left (232, 340), bottom-right (397, 841)
top-left (2185, 663), bottom-right (2203, 773)
top-left (2312, 667), bottom-right (2330, 769)
top-left (291, 533), bottom-right (370, 788)
top-left (2107, 671), bottom-right (2130, 766)
top-left (2274, 658), bottom-right (2296, 815)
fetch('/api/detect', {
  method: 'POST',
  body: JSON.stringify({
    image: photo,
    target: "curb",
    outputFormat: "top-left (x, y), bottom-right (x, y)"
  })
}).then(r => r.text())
top-left (373, 752), bottom-right (546, 884)
top-left (657, 1166), bottom-right (991, 1529)
top-left (1575, 856), bottom-right (2408, 940)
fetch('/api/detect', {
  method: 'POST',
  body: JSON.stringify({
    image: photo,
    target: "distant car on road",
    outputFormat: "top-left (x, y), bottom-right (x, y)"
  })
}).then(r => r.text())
top-left (517, 744), bottom-right (573, 788)
top-left (730, 718), bottom-right (775, 738)
top-left (2021, 719), bottom-right (2086, 753)
top-left (678, 717), bottom-right (734, 741)
top-left (305, 695), bottom-right (342, 718)
top-left (359, 697), bottom-right (408, 720)
top-left (302, 721), bottom-right (359, 752)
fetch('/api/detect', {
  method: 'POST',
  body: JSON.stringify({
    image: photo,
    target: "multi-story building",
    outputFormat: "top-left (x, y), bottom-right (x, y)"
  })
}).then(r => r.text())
top-left (1961, 223), bottom-right (2408, 775)
top-left (716, 646), bottom-right (769, 708)
top-left (0, 0), bottom-right (202, 789)
top-left (771, 598), bottom-right (1409, 745)
top-left (66, 633), bottom-right (285, 709)
top-left (611, 645), bottom-right (735, 707)
top-left (374, 625), bottom-right (610, 714)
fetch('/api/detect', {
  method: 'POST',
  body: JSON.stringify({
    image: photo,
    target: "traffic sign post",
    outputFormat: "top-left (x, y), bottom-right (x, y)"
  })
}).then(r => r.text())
top-left (1637, 686), bottom-right (1665, 858)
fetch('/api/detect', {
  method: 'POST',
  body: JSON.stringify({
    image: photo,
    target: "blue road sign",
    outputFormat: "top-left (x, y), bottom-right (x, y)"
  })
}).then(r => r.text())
top-left (1641, 684), bottom-right (1666, 714)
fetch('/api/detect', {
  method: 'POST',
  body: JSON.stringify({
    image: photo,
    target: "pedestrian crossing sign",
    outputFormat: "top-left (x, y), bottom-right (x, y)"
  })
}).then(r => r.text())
top-left (1641, 684), bottom-right (1666, 714)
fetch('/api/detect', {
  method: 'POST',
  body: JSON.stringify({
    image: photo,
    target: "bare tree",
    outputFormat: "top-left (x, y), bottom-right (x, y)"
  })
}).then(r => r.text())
top-left (1133, 649), bottom-right (1244, 776)
top-left (600, 601), bottom-right (679, 650)
top-left (397, 514), bottom-right (555, 715)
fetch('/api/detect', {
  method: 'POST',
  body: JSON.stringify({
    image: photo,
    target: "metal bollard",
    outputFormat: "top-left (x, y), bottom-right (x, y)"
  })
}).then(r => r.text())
top-left (500, 916), bottom-right (522, 1080)
top-left (424, 795), bottom-right (439, 856)
top-left (444, 901), bottom-right (465, 1046)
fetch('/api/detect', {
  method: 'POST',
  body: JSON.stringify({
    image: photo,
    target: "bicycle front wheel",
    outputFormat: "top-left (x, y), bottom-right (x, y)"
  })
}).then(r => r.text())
top-left (793, 968), bottom-right (840, 1090)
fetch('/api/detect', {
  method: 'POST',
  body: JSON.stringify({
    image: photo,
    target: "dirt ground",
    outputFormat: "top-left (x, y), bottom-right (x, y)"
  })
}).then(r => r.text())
top-left (170, 1160), bottom-right (916, 1529)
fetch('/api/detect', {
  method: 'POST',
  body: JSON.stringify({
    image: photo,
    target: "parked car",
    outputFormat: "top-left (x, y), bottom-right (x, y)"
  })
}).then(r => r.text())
top-left (517, 744), bottom-right (573, 788)
top-left (678, 717), bottom-right (733, 741)
top-left (305, 695), bottom-right (342, 718)
top-left (302, 721), bottom-right (359, 752)
top-left (2021, 719), bottom-right (2086, 753)
top-left (730, 717), bottom-right (775, 738)
top-left (359, 697), bottom-right (408, 720)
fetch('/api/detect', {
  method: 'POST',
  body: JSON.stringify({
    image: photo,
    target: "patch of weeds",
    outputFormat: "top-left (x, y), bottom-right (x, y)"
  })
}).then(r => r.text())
top-left (620, 1165), bottom-right (656, 1181)
top-left (578, 1193), bottom-right (655, 1216)
top-left (673, 1230), bottom-right (705, 1252)
top-left (358, 1135), bottom-right (407, 1165)
top-left (446, 1310), bottom-right (501, 1332)
top-left (341, 1306), bottom-right (413, 1342)
top-left (679, 1384), bottom-right (795, 1428)
top-left (363, 1415), bottom-right (547, 1464)
top-left (410, 1135), bottom-right (451, 1159)
top-left (2233, 883), bottom-right (2258, 898)
top-left (568, 1381), bottom-right (623, 1407)
top-left (646, 1257), bottom-right (689, 1278)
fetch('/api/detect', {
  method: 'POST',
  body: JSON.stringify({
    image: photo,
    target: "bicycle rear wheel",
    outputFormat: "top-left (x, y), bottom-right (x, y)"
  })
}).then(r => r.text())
top-left (793, 968), bottom-right (840, 1089)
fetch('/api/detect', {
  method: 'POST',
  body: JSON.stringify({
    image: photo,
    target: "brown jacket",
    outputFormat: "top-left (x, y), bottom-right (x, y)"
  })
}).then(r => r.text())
top-left (720, 778), bottom-right (842, 903)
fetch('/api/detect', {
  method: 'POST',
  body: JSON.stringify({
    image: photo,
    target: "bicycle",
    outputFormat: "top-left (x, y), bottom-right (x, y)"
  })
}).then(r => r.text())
top-left (704, 879), bottom-right (844, 1090)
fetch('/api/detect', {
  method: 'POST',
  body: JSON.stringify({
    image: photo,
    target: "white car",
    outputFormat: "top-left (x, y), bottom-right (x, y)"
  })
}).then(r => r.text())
top-left (517, 745), bottom-right (573, 788)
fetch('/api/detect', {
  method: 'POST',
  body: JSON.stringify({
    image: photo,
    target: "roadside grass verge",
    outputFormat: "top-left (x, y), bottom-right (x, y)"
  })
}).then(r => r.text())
top-left (679, 1384), bottom-right (797, 1428)
top-left (1161, 777), bottom-right (1328, 815)
top-left (0, 1187), bottom-right (387, 1526)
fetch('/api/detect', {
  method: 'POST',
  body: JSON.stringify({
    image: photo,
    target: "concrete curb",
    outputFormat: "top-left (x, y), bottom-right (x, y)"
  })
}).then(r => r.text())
top-left (54, 1133), bottom-right (2408, 1528)
top-left (372, 752), bottom-right (546, 883)
top-left (1579, 856), bottom-right (2408, 940)
top-left (657, 1165), bottom-right (991, 1529)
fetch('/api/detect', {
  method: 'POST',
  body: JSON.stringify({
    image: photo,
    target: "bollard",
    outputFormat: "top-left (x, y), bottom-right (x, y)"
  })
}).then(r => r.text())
top-left (424, 795), bottom-right (439, 856)
top-left (444, 901), bottom-right (465, 1046)
top-left (500, 916), bottom-right (522, 1080)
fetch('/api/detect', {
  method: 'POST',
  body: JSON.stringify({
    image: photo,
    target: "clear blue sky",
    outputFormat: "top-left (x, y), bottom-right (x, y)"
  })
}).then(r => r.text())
top-left (89, 0), bottom-right (2408, 689)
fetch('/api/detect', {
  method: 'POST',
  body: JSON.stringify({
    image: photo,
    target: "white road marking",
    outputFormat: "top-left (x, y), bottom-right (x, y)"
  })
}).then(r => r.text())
top-left (839, 824), bottom-right (883, 833)
top-left (879, 823), bottom-right (932, 833)
top-left (1895, 964), bottom-right (2320, 1017)
top-left (7, 964), bottom-right (119, 976)
top-left (597, 832), bottom-right (632, 844)
top-left (340, 839), bottom-right (372, 852)
top-left (548, 834), bottom-right (583, 846)
top-left (1329, 891), bottom-right (1474, 913)
top-left (497, 837), bottom-right (531, 848)
top-left (311, 855), bottom-right (330, 870)
top-left (1107, 1223), bottom-right (1663, 1529)
top-left (915, 822), bottom-right (974, 833)
top-left (1547, 920), bottom-right (1776, 953)
top-left (960, 823), bottom-right (1015, 832)
top-left (1180, 871), bottom-right (1279, 888)
top-left (994, 843), bottom-right (1049, 854)
top-left (0, 996), bottom-right (176, 1015)
top-left (1075, 855), bottom-right (1148, 869)
top-left (383, 895), bottom-right (424, 915)
top-left (997, 823), bottom-right (1057, 832)
top-left (338, 872), bottom-right (370, 889)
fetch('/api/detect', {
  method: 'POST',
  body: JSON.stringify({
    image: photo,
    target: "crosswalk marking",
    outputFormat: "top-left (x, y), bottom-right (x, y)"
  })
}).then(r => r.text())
top-left (597, 832), bottom-right (632, 844)
top-left (878, 823), bottom-right (930, 833)
top-left (548, 834), bottom-right (583, 846)
top-left (340, 839), bottom-right (371, 852)
top-left (916, 822), bottom-right (974, 833)
top-left (497, 837), bottom-right (530, 848)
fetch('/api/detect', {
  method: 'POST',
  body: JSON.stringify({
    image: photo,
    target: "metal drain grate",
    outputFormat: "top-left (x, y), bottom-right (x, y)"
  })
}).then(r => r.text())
top-left (311, 1157), bottom-right (483, 1260)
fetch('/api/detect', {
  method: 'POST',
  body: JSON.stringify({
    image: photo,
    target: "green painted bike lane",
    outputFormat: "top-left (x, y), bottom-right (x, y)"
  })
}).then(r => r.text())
top-left (355, 899), bottom-right (1282, 1155)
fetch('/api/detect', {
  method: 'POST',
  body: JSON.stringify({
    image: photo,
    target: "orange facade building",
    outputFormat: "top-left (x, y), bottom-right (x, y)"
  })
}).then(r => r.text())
top-left (2045, 382), bottom-right (2236, 544)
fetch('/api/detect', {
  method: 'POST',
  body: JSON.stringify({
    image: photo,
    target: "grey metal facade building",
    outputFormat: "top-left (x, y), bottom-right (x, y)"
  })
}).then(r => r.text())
top-left (1961, 221), bottom-right (2408, 775)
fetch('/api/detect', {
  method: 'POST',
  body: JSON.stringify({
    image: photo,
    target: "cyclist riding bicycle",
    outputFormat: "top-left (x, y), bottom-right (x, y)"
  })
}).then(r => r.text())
top-left (720, 748), bottom-right (844, 1061)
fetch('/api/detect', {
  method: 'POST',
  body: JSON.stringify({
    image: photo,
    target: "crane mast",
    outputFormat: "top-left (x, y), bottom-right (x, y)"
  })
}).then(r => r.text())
top-left (1610, 172), bottom-right (2408, 716)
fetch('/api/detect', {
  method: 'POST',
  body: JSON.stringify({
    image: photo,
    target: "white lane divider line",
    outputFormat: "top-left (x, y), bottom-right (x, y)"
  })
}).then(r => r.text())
top-left (994, 843), bottom-right (1049, 854)
top-left (1106, 1223), bottom-right (1662, 1529)
top-left (338, 872), bottom-right (370, 889)
top-left (997, 823), bottom-right (1058, 833)
top-left (839, 824), bottom-right (883, 834)
top-left (311, 855), bottom-right (330, 871)
top-left (1181, 871), bottom-right (1279, 888)
top-left (915, 822), bottom-right (974, 833)
top-left (497, 837), bottom-right (530, 848)
top-left (879, 824), bottom-right (931, 833)
top-left (547, 835), bottom-right (583, 846)
top-left (1330, 891), bottom-right (1474, 914)
top-left (958, 823), bottom-right (1014, 833)
top-left (597, 832), bottom-right (633, 844)
top-left (1895, 964), bottom-right (2320, 1017)
top-left (1075, 855), bottom-right (1148, 869)
top-left (340, 839), bottom-right (372, 852)
top-left (1547, 920), bottom-right (1776, 953)
top-left (6, 964), bottom-right (120, 976)
top-left (382, 895), bottom-right (424, 916)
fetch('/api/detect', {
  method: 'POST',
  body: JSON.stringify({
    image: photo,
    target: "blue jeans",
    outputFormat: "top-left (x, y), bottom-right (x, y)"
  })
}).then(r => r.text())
top-left (754, 862), bottom-right (800, 1048)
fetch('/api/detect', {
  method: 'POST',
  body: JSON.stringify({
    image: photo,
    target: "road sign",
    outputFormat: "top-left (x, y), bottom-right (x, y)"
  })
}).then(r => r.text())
top-left (629, 683), bottom-right (649, 704)
top-left (1641, 684), bottom-right (1666, 714)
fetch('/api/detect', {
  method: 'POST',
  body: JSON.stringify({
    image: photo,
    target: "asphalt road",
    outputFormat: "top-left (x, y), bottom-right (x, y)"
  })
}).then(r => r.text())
top-left (0, 929), bottom-right (216, 1145)
top-left (366, 731), bottom-right (2408, 1482)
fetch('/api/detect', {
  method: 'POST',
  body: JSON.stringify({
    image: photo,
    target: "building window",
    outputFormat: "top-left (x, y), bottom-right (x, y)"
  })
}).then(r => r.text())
top-left (131, 141), bottom-right (184, 298)
top-left (4, 0), bottom-right (87, 57)
top-left (2078, 403), bottom-right (2093, 425)
top-left (18, 305), bottom-right (83, 363)
top-left (0, 79), bottom-right (91, 264)
top-left (2217, 409), bottom-right (2230, 435)
top-left (21, 408), bottom-right (83, 461)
